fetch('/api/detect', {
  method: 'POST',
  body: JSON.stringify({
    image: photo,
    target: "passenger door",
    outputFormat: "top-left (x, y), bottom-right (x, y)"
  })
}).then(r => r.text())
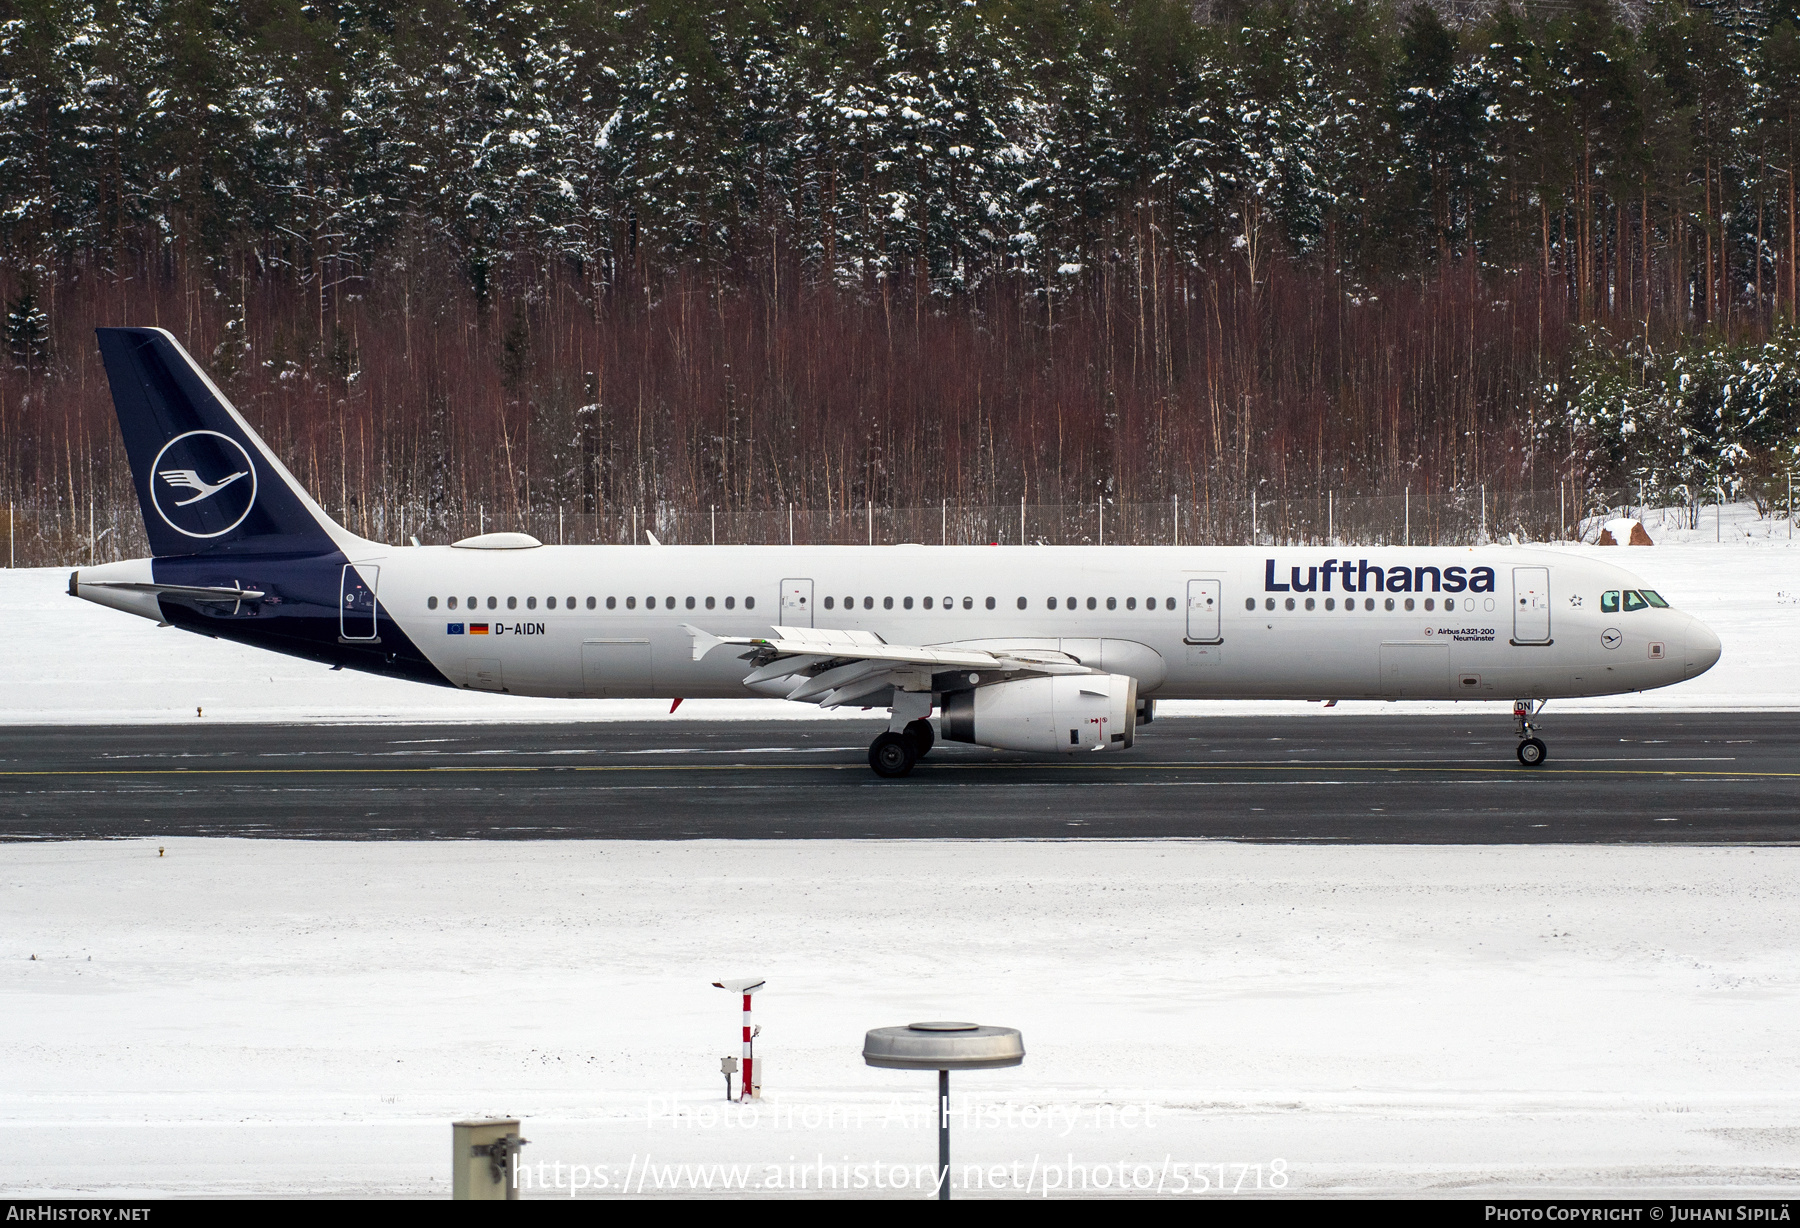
top-left (1512, 567), bottom-right (1552, 644)
top-left (340, 565), bottom-right (379, 641)
top-left (1185, 579), bottom-right (1221, 643)
top-left (781, 578), bottom-right (815, 628)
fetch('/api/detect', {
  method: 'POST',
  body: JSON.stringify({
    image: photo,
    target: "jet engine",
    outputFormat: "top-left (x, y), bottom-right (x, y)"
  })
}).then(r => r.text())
top-left (941, 673), bottom-right (1138, 754)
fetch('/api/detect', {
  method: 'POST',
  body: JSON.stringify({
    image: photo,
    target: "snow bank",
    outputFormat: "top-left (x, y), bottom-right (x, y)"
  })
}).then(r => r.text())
top-left (3, 839), bottom-right (1797, 1197)
top-left (6, 523), bottom-right (1797, 724)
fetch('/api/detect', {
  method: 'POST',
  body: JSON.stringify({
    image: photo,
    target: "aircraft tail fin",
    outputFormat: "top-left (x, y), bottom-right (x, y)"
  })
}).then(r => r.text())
top-left (95, 327), bottom-right (350, 557)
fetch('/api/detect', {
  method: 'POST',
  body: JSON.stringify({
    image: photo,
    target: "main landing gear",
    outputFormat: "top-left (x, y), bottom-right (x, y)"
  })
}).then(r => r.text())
top-left (1513, 699), bottom-right (1548, 767)
top-left (869, 719), bottom-right (935, 778)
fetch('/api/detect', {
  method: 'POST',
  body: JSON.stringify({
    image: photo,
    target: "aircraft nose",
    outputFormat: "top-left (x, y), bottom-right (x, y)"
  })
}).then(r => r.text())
top-left (1685, 617), bottom-right (1722, 679)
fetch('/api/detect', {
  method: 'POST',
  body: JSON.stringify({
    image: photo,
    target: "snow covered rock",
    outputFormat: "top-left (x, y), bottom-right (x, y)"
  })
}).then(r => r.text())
top-left (1599, 518), bottom-right (1654, 546)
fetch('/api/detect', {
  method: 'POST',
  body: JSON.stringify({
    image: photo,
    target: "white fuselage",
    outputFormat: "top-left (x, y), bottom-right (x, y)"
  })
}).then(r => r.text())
top-left (344, 543), bottom-right (1719, 703)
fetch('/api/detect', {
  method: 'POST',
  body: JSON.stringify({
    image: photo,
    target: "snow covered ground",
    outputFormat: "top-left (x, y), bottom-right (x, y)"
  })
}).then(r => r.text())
top-left (3, 838), bottom-right (1798, 1198)
top-left (7, 512), bottom-right (1800, 723)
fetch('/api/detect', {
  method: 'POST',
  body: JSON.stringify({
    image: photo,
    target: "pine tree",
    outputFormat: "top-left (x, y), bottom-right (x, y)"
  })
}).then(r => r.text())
top-left (6, 286), bottom-right (50, 370)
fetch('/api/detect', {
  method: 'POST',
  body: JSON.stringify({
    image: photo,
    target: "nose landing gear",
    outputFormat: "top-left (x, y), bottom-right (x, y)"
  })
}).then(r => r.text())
top-left (1514, 699), bottom-right (1548, 767)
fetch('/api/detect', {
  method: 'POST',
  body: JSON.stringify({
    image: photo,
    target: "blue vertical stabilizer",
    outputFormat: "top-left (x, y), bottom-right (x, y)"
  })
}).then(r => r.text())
top-left (95, 327), bottom-right (344, 557)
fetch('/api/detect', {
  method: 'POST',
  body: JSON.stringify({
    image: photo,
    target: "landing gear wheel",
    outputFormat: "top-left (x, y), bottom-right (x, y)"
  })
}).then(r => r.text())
top-left (869, 731), bottom-right (918, 778)
top-left (903, 719), bottom-right (935, 760)
top-left (1516, 737), bottom-right (1547, 767)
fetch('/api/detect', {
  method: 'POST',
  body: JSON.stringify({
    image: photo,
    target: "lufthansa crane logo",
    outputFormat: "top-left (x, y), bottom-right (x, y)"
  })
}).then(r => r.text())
top-left (149, 430), bottom-right (258, 538)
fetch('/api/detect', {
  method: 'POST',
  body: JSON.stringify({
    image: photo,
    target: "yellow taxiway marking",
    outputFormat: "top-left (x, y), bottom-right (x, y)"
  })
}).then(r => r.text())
top-left (2, 763), bottom-right (1798, 780)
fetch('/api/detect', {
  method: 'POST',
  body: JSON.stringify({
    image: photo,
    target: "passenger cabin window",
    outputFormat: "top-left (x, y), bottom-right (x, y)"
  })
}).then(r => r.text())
top-left (1050, 598), bottom-right (1060, 610)
top-left (1126, 597), bottom-right (1136, 610)
top-left (943, 596), bottom-right (953, 609)
top-left (545, 597), bottom-right (555, 609)
top-left (1325, 598), bottom-right (1336, 610)
top-left (924, 596), bottom-right (934, 610)
top-left (508, 596), bottom-right (519, 610)
top-left (1284, 598), bottom-right (1295, 611)
top-left (745, 597), bottom-right (755, 609)
top-left (1106, 597), bottom-right (1116, 610)
top-left (1643, 590), bottom-right (1669, 607)
top-left (986, 597), bottom-right (996, 610)
top-left (725, 596), bottom-right (735, 609)
top-left (588, 597), bottom-right (597, 609)
top-left (904, 597), bottom-right (914, 609)
top-left (1623, 590), bottom-right (1648, 612)
top-left (1601, 591), bottom-right (1620, 613)
top-left (1305, 597), bottom-right (1316, 611)
top-left (527, 597), bottom-right (537, 609)
top-left (567, 596), bottom-right (576, 608)
top-left (486, 596), bottom-right (496, 609)
top-left (1244, 598), bottom-right (1255, 611)
top-left (1265, 597), bottom-right (1276, 610)
top-left (884, 597), bottom-right (894, 609)
top-left (1065, 596), bottom-right (1075, 609)
top-left (824, 596), bottom-right (834, 609)
top-left (1166, 597), bottom-right (1176, 610)
top-left (686, 597), bottom-right (696, 610)
top-left (607, 597), bottom-right (617, 609)
top-left (963, 597), bottom-right (973, 610)
top-left (705, 596), bottom-right (715, 609)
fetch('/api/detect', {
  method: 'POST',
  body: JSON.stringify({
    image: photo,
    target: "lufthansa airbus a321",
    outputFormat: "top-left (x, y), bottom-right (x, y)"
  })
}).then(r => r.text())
top-left (70, 328), bottom-right (1722, 776)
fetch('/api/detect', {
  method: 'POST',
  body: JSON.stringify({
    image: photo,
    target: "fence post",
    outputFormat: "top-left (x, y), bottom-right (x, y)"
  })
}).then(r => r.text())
top-left (1328, 491), bottom-right (1334, 544)
top-left (868, 501), bottom-right (873, 547)
top-left (788, 503), bottom-right (794, 546)
top-left (1098, 501), bottom-right (1104, 546)
top-left (1480, 484), bottom-right (1487, 544)
top-left (942, 499), bottom-right (947, 546)
top-left (712, 505), bottom-right (717, 545)
top-left (1173, 494), bottom-right (1179, 547)
top-left (1020, 495), bottom-right (1026, 545)
top-left (7, 499), bottom-right (12, 568)
top-left (1404, 488), bottom-right (1410, 547)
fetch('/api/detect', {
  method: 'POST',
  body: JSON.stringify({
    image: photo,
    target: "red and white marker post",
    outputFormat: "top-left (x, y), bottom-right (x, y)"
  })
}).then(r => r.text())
top-left (711, 978), bottom-right (766, 1100)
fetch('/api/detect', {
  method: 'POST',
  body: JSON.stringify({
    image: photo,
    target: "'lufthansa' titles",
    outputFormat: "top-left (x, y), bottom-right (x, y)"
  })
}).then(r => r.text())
top-left (1265, 558), bottom-right (1496, 594)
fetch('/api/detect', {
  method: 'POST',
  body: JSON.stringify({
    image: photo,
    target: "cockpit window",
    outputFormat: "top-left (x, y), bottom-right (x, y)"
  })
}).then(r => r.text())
top-left (1600, 590), bottom-right (1620, 613)
top-left (1641, 590), bottom-right (1670, 608)
top-left (1622, 590), bottom-right (1648, 612)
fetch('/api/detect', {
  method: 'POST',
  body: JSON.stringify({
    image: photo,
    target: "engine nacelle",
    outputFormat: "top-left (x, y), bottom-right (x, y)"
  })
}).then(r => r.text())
top-left (941, 674), bottom-right (1138, 754)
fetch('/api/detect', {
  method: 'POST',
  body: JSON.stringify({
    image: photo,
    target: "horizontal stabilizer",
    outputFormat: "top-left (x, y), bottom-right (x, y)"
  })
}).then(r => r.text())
top-left (82, 580), bottom-right (265, 603)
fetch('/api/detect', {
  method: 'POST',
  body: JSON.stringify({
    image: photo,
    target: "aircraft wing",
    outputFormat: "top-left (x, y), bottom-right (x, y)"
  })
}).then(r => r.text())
top-left (681, 623), bottom-right (1090, 708)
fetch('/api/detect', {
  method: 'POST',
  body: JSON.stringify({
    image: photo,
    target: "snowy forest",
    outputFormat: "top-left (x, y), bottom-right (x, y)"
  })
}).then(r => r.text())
top-left (7, 0), bottom-right (1800, 560)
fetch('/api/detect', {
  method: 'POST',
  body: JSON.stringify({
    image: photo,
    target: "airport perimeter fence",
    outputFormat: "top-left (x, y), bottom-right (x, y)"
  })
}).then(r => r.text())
top-left (1, 487), bottom-right (1725, 569)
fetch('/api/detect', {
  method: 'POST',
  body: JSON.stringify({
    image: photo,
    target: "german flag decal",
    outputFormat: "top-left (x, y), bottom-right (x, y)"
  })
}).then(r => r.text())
top-left (470, 623), bottom-right (490, 635)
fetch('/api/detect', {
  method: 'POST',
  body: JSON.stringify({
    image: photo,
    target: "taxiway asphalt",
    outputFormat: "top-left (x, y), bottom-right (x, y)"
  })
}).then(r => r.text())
top-left (2, 713), bottom-right (1795, 842)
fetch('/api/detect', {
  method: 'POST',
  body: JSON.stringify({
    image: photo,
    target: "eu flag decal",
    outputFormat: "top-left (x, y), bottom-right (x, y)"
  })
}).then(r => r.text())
top-left (447, 623), bottom-right (465, 635)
